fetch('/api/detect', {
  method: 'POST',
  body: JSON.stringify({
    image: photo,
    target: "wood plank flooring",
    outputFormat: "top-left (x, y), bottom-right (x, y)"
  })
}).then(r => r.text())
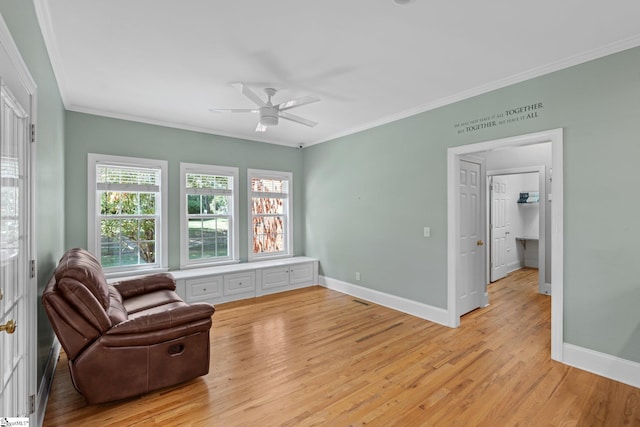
top-left (43, 268), bottom-right (640, 426)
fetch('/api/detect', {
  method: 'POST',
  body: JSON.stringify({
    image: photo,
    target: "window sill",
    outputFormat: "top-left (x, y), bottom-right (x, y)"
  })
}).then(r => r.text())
top-left (179, 259), bottom-right (240, 270)
top-left (247, 253), bottom-right (293, 263)
top-left (170, 256), bottom-right (315, 280)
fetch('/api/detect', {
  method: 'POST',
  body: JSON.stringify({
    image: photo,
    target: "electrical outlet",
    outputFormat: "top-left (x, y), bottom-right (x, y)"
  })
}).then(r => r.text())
top-left (355, 272), bottom-right (361, 281)
top-left (424, 226), bottom-right (431, 237)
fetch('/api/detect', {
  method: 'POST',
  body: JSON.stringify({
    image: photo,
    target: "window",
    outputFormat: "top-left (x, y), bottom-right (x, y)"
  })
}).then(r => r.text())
top-left (180, 163), bottom-right (239, 268)
top-left (88, 154), bottom-right (168, 274)
top-left (248, 169), bottom-right (293, 260)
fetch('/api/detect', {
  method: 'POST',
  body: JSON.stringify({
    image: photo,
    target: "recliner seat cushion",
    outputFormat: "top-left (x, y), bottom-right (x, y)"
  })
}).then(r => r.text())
top-left (127, 301), bottom-right (188, 319)
top-left (123, 290), bottom-right (184, 315)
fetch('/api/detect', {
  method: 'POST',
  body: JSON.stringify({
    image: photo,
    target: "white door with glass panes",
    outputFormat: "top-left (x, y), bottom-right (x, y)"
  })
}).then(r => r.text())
top-left (1, 19), bottom-right (37, 422)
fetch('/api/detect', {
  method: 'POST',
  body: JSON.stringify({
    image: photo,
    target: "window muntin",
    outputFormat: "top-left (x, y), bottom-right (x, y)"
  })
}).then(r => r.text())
top-left (248, 170), bottom-right (292, 260)
top-left (88, 154), bottom-right (167, 274)
top-left (180, 164), bottom-right (238, 268)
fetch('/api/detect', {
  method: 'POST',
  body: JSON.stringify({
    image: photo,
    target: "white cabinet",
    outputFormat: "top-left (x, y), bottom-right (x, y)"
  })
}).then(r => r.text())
top-left (224, 272), bottom-right (255, 297)
top-left (260, 262), bottom-right (314, 296)
top-left (182, 271), bottom-right (255, 304)
top-left (174, 257), bottom-right (318, 305)
top-left (185, 275), bottom-right (223, 302)
top-left (261, 266), bottom-right (289, 291)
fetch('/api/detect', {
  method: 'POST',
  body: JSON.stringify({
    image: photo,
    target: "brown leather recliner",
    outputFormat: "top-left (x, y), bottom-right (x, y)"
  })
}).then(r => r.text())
top-left (42, 248), bottom-right (215, 404)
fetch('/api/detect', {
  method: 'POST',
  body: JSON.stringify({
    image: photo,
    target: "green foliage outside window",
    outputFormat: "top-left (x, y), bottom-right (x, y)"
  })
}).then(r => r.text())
top-left (185, 172), bottom-right (232, 261)
top-left (100, 191), bottom-right (156, 266)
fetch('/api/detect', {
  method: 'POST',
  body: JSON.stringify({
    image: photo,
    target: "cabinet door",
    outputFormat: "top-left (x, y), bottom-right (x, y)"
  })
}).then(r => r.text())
top-left (262, 266), bottom-right (290, 290)
top-left (290, 263), bottom-right (314, 285)
top-left (224, 272), bottom-right (256, 296)
top-left (185, 275), bottom-right (223, 302)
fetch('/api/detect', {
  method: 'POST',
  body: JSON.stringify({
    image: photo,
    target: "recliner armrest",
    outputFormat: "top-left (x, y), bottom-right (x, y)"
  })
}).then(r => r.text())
top-left (112, 273), bottom-right (176, 299)
top-left (106, 303), bottom-right (215, 335)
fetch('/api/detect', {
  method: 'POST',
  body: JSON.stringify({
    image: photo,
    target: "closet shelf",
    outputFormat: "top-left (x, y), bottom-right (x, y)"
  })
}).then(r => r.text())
top-left (517, 191), bottom-right (539, 204)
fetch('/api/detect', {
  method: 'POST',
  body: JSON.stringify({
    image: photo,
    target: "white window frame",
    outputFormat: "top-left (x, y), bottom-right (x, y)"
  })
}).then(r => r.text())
top-left (247, 168), bottom-right (293, 261)
top-left (87, 153), bottom-right (168, 276)
top-left (180, 162), bottom-right (239, 269)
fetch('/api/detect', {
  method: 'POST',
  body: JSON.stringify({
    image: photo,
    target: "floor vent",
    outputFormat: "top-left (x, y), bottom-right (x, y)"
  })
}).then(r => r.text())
top-left (352, 299), bottom-right (370, 306)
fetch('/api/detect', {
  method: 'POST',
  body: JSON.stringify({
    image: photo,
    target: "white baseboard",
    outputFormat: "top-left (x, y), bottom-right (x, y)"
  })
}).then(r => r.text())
top-left (320, 275), bottom-right (449, 326)
top-left (37, 337), bottom-right (61, 427)
top-left (563, 343), bottom-right (640, 389)
top-left (506, 261), bottom-right (523, 274)
top-left (320, 276), bottom-right (639, 388)
top-left (542, 282), bottom-right (552, 295)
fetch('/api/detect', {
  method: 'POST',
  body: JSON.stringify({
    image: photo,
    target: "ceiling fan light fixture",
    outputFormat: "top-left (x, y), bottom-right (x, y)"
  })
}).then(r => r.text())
top-left (259, 106), bottom-right (279, 127)
top-left (210, 84), bottom-right (318, 132)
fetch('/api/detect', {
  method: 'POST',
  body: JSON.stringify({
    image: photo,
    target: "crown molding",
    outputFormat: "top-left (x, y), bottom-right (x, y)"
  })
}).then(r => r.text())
top-left (66, 104), bottom-right (300, 148)
top-left (33, 0), bottom-right (69, 107)
top-left (309, 34), bottom-right (640, 146)
top-left (34, 1), bottom-right (640, 149)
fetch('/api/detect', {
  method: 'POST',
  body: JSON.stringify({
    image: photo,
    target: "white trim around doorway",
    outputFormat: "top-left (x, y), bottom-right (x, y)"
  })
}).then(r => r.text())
top-left (447, 128), bottom-right (564, 362)
top-left (0, 12), bottom-right (38, 424)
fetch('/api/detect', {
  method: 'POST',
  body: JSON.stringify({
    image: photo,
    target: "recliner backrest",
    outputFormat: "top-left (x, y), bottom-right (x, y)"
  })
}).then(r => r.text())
top-left (54, 247), bottom-right (110, 309)
top-left (43, 248), bottom-right (114, 359)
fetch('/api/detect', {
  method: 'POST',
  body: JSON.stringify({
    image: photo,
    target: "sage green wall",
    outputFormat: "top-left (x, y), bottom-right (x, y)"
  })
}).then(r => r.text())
top-left (0, 3), bottom-right (66, 381)
top-left (304, 47), bottom-right (640, 362)
top-left (64, 112), bottom-right (305, 268)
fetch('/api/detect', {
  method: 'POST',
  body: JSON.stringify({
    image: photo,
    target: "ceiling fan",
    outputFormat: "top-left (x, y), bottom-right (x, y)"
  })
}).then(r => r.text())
top-left (209, 83), bottom-right (320, 132)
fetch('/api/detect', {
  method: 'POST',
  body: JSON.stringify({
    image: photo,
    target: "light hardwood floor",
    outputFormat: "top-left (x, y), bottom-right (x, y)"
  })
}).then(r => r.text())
top-left (43, 268), bottom-right (640, 426)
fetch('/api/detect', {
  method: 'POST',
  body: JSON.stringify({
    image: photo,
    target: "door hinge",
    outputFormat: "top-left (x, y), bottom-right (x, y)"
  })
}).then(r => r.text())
top-left (30, 394), bottom-right (36, 414)
top-left (30, 259), bottom-right (36, 278)
top-left (31, 123), bottom-right (36, 143)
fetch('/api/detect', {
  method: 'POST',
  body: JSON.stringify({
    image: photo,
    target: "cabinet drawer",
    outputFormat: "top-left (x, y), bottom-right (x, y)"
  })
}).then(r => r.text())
top-left (185, 276), bottom-right (223, 302)
top-left (224, 272), bottom-right (255, 296)
top-left (290, 263), bottom-right (314, 285)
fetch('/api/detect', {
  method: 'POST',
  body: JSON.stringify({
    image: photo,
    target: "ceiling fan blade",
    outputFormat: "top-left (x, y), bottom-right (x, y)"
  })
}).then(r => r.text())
top-left (255, 122), bottom-right (268, 132)
top-left (209, 108), bottom-right (258, 113)
top-left (232, 83), bottom-right (265, 107)
top-left (275, 96), bottom-right (320, 111)
top-left (278, 111), bottom-right (318, 128)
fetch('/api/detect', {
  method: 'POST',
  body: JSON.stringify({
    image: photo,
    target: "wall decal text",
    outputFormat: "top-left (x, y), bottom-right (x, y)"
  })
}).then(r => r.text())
top-left (454, 102), bottom-right (544, 134)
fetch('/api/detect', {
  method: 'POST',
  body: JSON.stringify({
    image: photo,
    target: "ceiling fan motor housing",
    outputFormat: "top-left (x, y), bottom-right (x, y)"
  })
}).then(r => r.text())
top-left (260, 106), bottom-right (279, 126)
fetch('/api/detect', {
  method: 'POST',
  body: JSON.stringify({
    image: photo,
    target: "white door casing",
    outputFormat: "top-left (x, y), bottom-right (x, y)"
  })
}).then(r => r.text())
top-left (0, 15), bottom-right (37, 422)
top-left (457, 159), bottom-right (484, 316)
top-left (447, 129), bottom-right (563, 363)
top-left (490, 176), bottom-right (509, 282)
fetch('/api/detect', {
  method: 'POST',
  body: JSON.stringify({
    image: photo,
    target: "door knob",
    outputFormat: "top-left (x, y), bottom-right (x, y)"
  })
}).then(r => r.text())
top-left (0, 319), bottom-right (16, 334)
top-left (477, 240), bottom-right (484, 246)
top-left (0, 289), bottom-right (3, 300)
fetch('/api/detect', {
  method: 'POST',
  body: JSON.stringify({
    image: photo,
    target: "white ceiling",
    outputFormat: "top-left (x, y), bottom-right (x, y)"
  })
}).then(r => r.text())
top-left (35, 0), bottom-right (640, 147)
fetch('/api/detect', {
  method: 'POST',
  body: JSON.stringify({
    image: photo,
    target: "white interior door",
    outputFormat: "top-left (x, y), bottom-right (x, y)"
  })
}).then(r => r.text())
top-left (458, 159), bottom-right (483, 316)
top-left (1, 24), bottom-right (35, 420)
top-left (490, 176), bottom-right (509, 281)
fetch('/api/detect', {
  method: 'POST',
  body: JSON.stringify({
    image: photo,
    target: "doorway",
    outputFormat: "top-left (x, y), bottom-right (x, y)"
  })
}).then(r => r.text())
top-left (447, 129), bottom-right (564, 362)
top-left (0, 16), bottom-right (37, 421)
top-left (487, 166), bottom-right (548, 295)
